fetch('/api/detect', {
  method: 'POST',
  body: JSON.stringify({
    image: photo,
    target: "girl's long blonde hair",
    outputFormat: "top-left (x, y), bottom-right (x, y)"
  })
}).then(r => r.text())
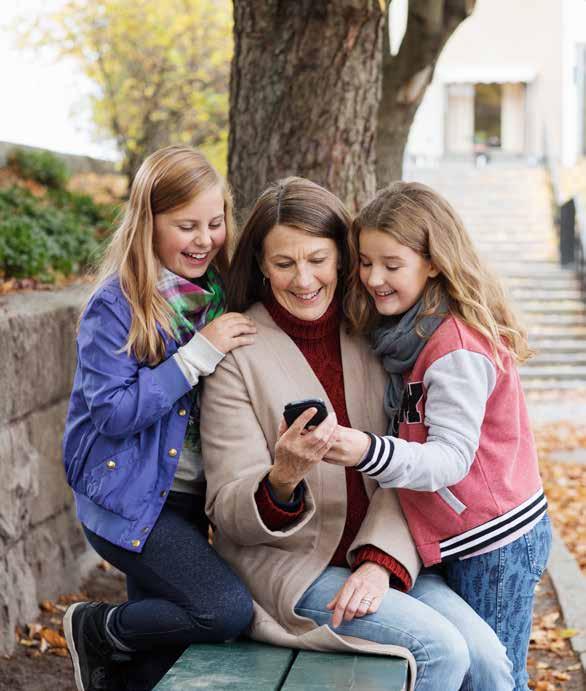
top-left (83, 145), bottom-right (234, 365)
top-left (345, 181), bottom-right (533, 366)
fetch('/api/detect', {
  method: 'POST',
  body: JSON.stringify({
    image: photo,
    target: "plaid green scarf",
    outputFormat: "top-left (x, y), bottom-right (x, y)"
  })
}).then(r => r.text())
top-left (157, 265), bottom-right (226, 453)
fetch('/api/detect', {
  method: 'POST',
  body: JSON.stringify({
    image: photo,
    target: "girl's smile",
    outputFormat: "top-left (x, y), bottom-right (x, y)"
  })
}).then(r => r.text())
top-left (359, 229), bottom-right (438, 316)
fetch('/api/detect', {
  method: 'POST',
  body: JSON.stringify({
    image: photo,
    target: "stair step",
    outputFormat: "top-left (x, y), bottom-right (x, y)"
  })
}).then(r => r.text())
top-left (528, 325), bottom-right (586, 337)
top-left (525, 352), bottom-right (586, 366)
top-left (520, 301), bottom-right (586, 314)
top-left (510, 290), bottom-right (584, 301)
top-left (505, 274), bottom-right (579, 285)
top-left (523, 314), bottom-right (586, 326)
top-left (528, 339), bottom-right (586, 353)
top-left (520, 365), bottom-right (586, 380)
top-left (493, 263), bottom-right (564, 274)
top-left (507, 283), bottom-right (583, 294)
top-left (522, 379), bottom-right (586, 392)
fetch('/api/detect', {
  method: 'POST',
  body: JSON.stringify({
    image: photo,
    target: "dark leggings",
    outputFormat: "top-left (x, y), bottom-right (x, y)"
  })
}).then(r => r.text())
top-left (84, 491), bottom-right (254, 689)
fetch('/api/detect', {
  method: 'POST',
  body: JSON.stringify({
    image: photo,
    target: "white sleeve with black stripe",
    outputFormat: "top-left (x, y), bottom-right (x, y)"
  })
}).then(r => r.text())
top-left (356, 349), bottom-right (497, 490)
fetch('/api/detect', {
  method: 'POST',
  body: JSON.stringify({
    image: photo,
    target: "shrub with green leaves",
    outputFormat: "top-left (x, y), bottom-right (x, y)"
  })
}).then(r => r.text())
top-left (0, 217), bottom-right (50, 278)
top-left (0, 186), bottom-right (117, 281)
top-left (7, 147), bottom-right (71, 190)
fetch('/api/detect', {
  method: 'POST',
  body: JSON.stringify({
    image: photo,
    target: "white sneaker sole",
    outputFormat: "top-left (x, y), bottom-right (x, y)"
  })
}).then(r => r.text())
top-left (63, 602), bottom-right (86, 691)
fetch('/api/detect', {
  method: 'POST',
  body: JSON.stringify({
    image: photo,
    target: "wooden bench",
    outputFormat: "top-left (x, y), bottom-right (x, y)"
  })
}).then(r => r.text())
top-left (154, 640), bottom-right (409, 690)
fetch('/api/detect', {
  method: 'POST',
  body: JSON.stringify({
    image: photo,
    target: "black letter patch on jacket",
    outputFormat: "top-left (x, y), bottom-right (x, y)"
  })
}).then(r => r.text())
top-left (392, 382), bottom-right (424, 435)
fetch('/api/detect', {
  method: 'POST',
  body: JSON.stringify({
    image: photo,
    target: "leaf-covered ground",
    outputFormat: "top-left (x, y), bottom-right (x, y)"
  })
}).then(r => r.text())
top-left (536, 422), bottom-right (586, 575)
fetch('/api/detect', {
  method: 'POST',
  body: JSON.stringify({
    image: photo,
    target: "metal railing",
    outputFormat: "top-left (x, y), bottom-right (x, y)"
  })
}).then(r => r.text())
top-left (574, 196), bottom-right (586, 296)
top-left (549, 164), bottom-right (586, 299)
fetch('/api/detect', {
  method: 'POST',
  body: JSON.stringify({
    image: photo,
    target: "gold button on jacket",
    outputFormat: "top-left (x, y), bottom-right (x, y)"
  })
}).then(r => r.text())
top-left (168, 448), bottom-right (178, 457)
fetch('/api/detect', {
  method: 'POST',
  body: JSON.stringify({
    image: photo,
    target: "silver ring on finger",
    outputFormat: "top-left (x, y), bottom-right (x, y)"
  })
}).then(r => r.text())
top-left (360, 598), bottom-right (373, 607)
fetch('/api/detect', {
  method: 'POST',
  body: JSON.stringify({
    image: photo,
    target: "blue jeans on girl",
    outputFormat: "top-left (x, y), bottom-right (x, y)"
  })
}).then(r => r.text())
top-left (295, 566), bottom-right (514, 691)
top-left (84, 491), bottom-right (253, 690)
top-left (443, 513), bottom-right (552, 691)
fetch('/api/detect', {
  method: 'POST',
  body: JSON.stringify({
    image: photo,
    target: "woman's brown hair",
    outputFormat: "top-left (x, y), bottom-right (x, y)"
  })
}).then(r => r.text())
top-left (345, 181), bottom-right (533, 366)
top-left (227, 177), bottom-right (352, 312)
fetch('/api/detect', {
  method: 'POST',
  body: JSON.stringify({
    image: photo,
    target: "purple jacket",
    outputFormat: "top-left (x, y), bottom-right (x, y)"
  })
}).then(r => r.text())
top-left (62, 277), bottom-right (194, 552)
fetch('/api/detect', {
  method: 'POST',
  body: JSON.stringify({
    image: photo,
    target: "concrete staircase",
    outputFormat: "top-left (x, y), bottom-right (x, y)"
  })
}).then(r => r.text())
top-left (403, 163), bottom-right (586, 393)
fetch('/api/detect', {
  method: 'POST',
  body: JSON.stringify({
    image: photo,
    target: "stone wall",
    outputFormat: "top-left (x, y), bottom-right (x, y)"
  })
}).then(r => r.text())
top-left (0, 285), bottom-right (93, 655)
top-left (0, 141), bottom-right (117, 175)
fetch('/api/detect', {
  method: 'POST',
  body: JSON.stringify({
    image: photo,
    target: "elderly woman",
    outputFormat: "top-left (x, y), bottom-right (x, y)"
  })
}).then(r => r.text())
top-left (200, 178), bottom-right (513, 691)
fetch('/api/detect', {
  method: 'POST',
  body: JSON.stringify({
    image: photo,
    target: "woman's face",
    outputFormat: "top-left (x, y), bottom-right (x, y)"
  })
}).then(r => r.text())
top-left (153, 185), bottom-right (226, 280)
top-left (261, 225), bottom-right (339, 321)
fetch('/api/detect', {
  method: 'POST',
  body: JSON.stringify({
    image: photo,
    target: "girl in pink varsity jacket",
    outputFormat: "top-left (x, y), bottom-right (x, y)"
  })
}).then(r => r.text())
top-left (326, 181), bottom-right (551, 691)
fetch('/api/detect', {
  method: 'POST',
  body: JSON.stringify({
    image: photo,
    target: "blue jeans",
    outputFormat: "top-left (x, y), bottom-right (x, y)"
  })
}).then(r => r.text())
top-left (295, 567), bottom-right (513, 691)
top-left (84, 491), bottom-right (254, 690)
top-left (444, 514), bottom-right (552, 691)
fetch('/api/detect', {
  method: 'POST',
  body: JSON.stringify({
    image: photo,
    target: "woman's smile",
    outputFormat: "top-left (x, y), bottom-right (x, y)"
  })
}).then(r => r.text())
top-left (289, 287), bottom-right (323, 302)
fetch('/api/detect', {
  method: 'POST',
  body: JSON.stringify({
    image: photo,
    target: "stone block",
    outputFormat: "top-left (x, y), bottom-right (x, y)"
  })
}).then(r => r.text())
top-left (26, 400), bottom-right (74, 525)
top-left (23, 505), bottom-right (87, 603)
top-left (0, 541), bottom-right (38, 656)
top-left (0, 420), bottom-right (39, 544)
top-left (0, 286), bottom-right (89, 425)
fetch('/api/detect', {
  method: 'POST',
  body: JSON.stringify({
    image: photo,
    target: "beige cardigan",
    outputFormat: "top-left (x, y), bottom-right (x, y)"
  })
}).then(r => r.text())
top-left (200, 303), bottom-right (421, 686)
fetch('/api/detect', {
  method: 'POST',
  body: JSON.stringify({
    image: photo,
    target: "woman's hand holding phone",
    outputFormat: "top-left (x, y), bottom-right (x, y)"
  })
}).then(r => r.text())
top-left (268, 408), bottom-right (338, 502)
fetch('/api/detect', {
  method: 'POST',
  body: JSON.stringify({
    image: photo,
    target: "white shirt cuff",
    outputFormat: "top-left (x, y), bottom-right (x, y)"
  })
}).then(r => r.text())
top-left (173, 332), bottom-right (225, 386)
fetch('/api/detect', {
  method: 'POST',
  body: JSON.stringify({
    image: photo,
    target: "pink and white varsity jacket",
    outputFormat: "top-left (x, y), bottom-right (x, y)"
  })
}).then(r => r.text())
top-left (356, 316), bottom-right (546, 567)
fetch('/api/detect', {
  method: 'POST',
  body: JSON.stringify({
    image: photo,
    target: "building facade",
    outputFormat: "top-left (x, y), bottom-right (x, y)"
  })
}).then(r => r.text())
top-left (405, 0), bottom-right (586, 167)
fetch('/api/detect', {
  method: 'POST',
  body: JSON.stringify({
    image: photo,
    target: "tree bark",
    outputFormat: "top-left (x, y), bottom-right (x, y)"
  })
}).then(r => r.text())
top-left (229, 0), bottom-right (384, 216)
top-left (376, 0), bottom-right (476, 186)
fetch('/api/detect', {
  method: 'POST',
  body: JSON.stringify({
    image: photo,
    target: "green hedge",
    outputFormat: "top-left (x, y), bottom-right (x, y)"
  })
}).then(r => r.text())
top-left (7, 148), bottom-right (71, 190)
top-left (0, 186), bottom-right (117, 281)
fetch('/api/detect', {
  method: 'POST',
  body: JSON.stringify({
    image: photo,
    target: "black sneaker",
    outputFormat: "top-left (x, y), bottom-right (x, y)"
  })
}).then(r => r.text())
top-left (64, 601), bottom-right (128, 690)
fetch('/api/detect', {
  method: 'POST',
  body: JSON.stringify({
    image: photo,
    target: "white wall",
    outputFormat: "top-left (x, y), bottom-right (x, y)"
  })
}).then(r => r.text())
top-left (561, 0), bottom-right (586, 166)
top-left (407, 0), bottom-right (563, 162)
top-left (406, 80), bottom-right (445, 161)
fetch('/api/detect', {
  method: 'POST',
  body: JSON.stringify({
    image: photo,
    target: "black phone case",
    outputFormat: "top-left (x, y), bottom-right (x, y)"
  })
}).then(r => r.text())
top-left (283, 398), bottom-right (328, 428)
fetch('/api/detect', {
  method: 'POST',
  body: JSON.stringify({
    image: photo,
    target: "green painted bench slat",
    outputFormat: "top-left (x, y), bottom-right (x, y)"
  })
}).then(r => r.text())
top-left (153, 641), bottom-right (295, 690)
top-left (280, 651), bottom-right (409, 691)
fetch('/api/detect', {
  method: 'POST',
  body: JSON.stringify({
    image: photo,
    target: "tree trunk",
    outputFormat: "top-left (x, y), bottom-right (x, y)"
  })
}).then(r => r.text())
top-left (229, 0), bottom-right (384, 217)
top-left (376, 0), bottom-right (476, 186)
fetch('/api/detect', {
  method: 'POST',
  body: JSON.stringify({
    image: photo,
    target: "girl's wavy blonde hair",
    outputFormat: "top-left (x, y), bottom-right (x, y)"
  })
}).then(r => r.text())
top-left (82, 145), bottom-right (234, 365)
top-left (345, 181), bottom-right (533, 367)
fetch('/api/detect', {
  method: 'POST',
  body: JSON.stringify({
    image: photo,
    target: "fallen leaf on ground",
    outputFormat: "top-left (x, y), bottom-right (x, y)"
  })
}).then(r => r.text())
top-left (40, 627), bottom-right (67, 649)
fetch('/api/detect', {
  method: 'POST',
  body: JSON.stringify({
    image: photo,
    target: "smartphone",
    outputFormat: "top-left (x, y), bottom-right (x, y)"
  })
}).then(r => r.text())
top-left (283, 398), bottom-right (328, 429)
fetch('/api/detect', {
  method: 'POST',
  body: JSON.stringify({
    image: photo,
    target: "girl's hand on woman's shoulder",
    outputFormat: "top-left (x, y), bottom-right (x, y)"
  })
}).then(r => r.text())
top-left (200, 312), bottom-right (256, 354)
top-left (327, 562), bottom-right (389, 628)
top-left (323, 425), bottom-right (370, 467)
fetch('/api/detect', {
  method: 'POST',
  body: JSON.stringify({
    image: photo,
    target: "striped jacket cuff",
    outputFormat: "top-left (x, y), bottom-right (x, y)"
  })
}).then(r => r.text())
top-left (355, 432), bottom-right (395, 478)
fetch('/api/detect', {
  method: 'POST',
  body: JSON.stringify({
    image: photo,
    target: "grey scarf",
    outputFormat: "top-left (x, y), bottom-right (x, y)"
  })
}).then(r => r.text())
top-left (372, 299), bottom-right (447, 433)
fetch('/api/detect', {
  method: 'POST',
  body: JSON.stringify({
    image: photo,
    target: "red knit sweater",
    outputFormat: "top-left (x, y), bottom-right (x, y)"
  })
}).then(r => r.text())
top-left (254, 292), bottom-right (411, 591)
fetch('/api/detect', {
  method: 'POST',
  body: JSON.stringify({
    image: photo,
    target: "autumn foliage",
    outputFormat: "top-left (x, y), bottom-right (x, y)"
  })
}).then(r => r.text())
top-left (20, 0), bottom-right (232, 180)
